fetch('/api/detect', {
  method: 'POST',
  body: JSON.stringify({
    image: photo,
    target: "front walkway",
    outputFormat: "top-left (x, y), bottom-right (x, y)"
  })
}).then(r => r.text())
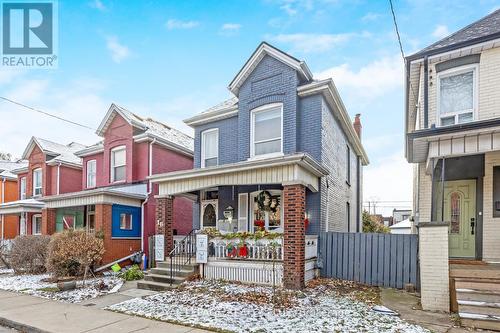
top-left (0, 289), bottom-right (209, 333)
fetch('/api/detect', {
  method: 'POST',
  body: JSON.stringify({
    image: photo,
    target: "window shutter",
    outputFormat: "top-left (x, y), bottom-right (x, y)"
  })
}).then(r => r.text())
top-left (238, 193), bottom-right (248, 232)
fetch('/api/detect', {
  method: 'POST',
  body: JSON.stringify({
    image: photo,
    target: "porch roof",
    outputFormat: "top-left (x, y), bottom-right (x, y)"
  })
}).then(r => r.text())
top-left (407, 119), bottom-right (500, 163)
top-left (150, 153), bottom-right (328, 196)
top-left (39, 183), bottom-right (147, 209)
top-left (0, 199), bottom-right (44, 215)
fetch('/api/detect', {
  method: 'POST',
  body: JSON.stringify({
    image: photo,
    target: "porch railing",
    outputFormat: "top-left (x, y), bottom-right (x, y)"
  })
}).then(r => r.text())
top-left (169, 229), bottom-right (197, 285)
top-left (210, 237), bottom-right (283, 261)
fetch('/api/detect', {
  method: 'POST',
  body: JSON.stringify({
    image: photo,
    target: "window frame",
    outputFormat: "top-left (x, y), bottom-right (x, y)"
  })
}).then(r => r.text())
top-left (346, 145), bottom-right (351, 184)
top-left (32, 168), bottom-right (42, 197)
top-left (201, 128), bottom-right (219, 168)
top-left (32, 214), bottom-right (42, 235)
top-left (20, 177), bottom-right (26, 200)
top-left (119, 213), bottom-right (133, 230)
top-left (250, 103), bottom-right (284, 159)
top-left (437, 64), bottom-right (478, 127)
top-left (110, 146), bottom-right (126, 183)
top-left (250, 190), bottom-right (284, 233)
top-left (86, 205), bottom-right (95, 233)
top-left (86, 159), bottom-right (97, 188)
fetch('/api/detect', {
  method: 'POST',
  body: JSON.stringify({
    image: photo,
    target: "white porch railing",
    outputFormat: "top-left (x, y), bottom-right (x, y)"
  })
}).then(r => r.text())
top-left (210, 237), bottom-right (283, 261)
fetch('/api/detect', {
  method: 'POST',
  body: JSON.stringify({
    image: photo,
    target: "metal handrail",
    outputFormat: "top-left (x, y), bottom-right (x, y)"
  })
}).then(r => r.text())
top-left (168, 229), bottom-right (197, 285)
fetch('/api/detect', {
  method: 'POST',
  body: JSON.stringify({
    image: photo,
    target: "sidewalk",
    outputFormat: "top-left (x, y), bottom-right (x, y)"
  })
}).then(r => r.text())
top-left (0, 289), bottom-right (210, 333)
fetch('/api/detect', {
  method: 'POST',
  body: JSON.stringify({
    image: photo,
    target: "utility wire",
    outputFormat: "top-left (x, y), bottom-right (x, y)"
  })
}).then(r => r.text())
top-left (0, 96), bottom-right (95, 131)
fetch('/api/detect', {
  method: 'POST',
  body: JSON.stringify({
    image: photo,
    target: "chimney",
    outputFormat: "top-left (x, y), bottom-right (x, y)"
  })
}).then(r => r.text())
top-left (353, 113), bottom-right (362, 139)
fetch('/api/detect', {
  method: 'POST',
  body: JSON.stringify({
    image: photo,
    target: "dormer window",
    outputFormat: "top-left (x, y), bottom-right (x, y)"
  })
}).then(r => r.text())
top-left (33, 168), bottom-right (42, 196)
top-left (111, 146), bottom-right (126, 182)
top-left (438, 64), bottom-right (477, 126)
top-left (250, 103), bottom-right (283, 158)
top-left (201, 129), bottom-right (219, 168)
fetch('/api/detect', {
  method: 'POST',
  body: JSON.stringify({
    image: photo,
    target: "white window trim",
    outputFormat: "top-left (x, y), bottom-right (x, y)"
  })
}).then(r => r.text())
top-left (249, 103), bottom-right (284, 160)
top-left (86, 159), bottom-right (97, 188)
top-left (437, 64), bottom-right (479, 127)
top-left (32, 168), bottom-right (42, 197)
top-left (20, 177), bottom-right (26, 200)
top-left (119, 213), bottom-right (133, 230)
top-left (110, 146), bottom-right (126, 183)
top-left (250, 190), bottom-right (283, 233)
top-left (201, 128), bottom-right (219, 168)
top-left (32, 214), bottom-right (42, 235)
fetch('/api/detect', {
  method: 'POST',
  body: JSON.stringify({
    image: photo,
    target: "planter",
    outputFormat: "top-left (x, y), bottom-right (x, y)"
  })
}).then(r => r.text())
top-left (57, 279), bottom-right (76, 291)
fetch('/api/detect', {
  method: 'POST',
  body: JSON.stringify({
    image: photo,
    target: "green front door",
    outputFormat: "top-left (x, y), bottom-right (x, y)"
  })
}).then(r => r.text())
top-left (442, 180), bottom-right (476, 258)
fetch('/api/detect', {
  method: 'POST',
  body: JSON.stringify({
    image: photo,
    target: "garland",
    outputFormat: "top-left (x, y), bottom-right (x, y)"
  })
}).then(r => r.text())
top-left (200, 228), bottom-right (283, 241)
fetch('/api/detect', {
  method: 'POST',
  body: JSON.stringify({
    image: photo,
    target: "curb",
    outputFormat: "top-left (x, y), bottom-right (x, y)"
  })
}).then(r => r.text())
top-left (0, 316), bottom-right (50, 333)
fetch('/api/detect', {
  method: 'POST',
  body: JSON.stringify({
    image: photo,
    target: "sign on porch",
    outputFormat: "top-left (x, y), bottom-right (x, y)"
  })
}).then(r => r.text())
top-left (196, 234), bottom-right (208, 264)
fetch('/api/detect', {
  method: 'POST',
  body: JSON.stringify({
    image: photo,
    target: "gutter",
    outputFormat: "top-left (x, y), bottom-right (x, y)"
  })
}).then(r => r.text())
top-left (1, 178), bottom-right (4, 241)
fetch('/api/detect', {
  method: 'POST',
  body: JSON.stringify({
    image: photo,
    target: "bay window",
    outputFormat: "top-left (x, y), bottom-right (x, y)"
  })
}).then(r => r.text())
top-left (438, 65), bottom-right (477, 126)
top-left (111, 146), bottom-right (126, 182)
top-left (201, 129), bottom-right (218, 167)
top-left (251, 103), bottom-right (283, 158)
top-left (86, 160), bottom-right (96, 188)
top-left (33, 168), bottom-right (42, 196)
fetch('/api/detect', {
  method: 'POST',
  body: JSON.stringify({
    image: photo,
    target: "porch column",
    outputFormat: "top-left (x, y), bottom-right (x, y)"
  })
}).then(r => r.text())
top-left (41, 208), bottom-right (56, 235)
top-left (156, 196), bottom-right (174, 257)
top-left (283, 184), bottom-right (306, 290)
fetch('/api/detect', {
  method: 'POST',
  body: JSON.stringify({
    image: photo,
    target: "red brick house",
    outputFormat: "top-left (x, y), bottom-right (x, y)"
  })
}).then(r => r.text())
top-left (0, 137), bottom-right (84, 236)
top-left (39, 104), bottom-right (194, 264)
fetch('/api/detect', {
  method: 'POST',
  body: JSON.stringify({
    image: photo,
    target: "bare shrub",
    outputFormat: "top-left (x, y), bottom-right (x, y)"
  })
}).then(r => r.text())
top-left (10, 235), bottom-right (51, 274)
top-left (46, 230), bottom-right (105, 278)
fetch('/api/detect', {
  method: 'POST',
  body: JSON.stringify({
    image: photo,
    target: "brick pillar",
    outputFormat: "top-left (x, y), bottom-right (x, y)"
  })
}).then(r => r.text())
top-left (41, 208), bottom-right (56, 235)
top-left (418, 222), bottom-right (450, 312)
top-left (283, 184), bottom-right (306, 290)
top-left (156, 196), bottom-right (174, 256)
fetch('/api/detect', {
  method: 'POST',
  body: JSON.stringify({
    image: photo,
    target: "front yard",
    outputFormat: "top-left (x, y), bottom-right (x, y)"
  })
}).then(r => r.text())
top-left (0, 268), bottom-right (122, 303)
top-left (106, 279), bottom-right (430, 333)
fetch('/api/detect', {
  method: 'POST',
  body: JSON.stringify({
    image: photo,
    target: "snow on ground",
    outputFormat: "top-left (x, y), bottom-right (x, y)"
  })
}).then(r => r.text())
top-left (106, 280), bottom-right (430, 333)
top-left (0, 271), bottom-right (122, 303)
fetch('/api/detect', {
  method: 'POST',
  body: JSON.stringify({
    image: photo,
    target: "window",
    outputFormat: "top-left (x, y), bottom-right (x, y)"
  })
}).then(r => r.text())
top-left (346, 145), bottom-right (351, 184)
top-left (251, 190), bottom-right (283, 232)
top-left (20, 177), bottom-right (26, 200)
top-left (20, 214), bottom-right (26, 235)
top-left (119, 213), bottom-right (133, 230)
top-left (450, 192), bottom-right (461, 234)
top-left (33, 168), bottom-right (42, 196)
top-left (201, 129), bottom-right (218, 167)
top-left (32, 215), bottom-right (42, 235)
top-left (438, 65), bottom-right (477, 126)
top-left (111, 146), bottom-right (126, 182)
top-left (251, 104), bottom-right (283, 158)
top-left (86, 160), bottom-right (96, 188)
top-left (86, 205), bottom-right (95, 232)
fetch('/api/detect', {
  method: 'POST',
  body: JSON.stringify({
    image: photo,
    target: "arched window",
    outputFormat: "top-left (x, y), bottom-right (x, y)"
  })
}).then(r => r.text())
top-left (450, 192), bottom-right (461, 234)
top-left (202, 203), bottom-right (217, 228)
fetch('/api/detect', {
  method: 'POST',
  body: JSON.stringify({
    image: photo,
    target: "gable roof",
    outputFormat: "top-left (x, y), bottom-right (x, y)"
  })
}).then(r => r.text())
top-left (408, 9), bottom-right (500, 60)
top-left (96, 104), bottom-right (193, 155)
top-left (228, 42), bottom-right (313, 95)
top-left (22, 137), bottom-right (85, 168)
top-left (0, 160), bottom-right (28, 179)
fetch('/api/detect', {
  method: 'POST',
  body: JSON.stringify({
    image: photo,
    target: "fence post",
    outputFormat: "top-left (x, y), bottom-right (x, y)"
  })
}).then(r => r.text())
top-left (418, 222), bottom-right (450, 312)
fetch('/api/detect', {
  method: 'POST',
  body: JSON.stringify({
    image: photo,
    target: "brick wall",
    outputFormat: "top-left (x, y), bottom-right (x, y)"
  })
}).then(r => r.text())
top-left (41, 208), bottom-right (56, 235)
top-left (283, 184), bottom-right (305, 290)
top-left (155, 197), bottom-right (174, 257)
top-left (416, 162), bottom-right (433, 223)
top-left (482, 151), bottom-right (500, 261)
top-left (419, 223), bottom-right (450, 312)
top-left (95, 204), bottom-right (141, 264)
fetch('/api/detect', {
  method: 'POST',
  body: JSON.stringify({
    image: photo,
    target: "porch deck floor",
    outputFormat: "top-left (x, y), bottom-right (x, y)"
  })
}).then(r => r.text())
top-left (450, 262), bottom-right (500, 279)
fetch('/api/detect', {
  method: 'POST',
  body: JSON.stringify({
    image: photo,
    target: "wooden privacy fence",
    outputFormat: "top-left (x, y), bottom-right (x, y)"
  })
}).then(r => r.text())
top-left (319, 232), bottom-right (419, 290)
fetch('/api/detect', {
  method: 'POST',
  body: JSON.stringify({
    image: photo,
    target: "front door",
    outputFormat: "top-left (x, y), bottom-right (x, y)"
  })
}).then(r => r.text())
top-left (442, 179), bottom-right (476, 258)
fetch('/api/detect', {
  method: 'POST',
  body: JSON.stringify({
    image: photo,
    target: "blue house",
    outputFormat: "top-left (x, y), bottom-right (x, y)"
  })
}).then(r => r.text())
top-left (151, 42), bottom-right (369, 290)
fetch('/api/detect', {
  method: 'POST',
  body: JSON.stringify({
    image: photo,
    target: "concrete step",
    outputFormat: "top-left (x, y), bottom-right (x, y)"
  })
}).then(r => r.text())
top-left (156, 261), bottom-right (198, 270)
top-left (457, 289), bottom-right (500, 303)
top-left (460, 313), bottom-right (500, 331)
top-left (455, 278), bottom-right (500, 292)
top-left (137, 280), bottom-right (180, 292)
top-left (459, 300), bottom-right (500, 316)
top-left (150, 267), bottom-right (195, 277)
top-left (144, 273), bottom-right (186, 284)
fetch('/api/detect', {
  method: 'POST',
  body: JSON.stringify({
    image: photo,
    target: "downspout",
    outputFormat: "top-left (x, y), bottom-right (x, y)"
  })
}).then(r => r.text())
top-left (356, 156), bottom-right (361, 233)
top-left (1, 178), bottom-right (5, 240)
top-left (141, 138), bottom-right (156, 254)
top-left (423, 56), bottom-right (429, 129)
top-left (56, 163), bottom-right (61, 195)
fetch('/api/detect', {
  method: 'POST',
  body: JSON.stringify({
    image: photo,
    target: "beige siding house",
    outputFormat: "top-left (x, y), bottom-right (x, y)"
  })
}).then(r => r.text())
top-left (405, 10), bottom-right (500, 328)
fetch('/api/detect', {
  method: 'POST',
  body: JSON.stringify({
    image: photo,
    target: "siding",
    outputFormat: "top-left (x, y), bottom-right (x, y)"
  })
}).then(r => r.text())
top-left (416, 163), bottom-right (433, 223)
top-left (483, 151), bottom-right (500, 261)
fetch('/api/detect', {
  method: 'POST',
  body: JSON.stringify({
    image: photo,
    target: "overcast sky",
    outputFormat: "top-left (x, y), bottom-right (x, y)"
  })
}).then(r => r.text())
top-left (1, 0), bottom-right (499, 215)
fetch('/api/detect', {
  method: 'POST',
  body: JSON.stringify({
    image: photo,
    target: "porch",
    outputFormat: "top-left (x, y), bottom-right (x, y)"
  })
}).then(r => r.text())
top-left (0, 199), bottom-right (44, 236)
top-left (150, 153), bottom-right (327, 289)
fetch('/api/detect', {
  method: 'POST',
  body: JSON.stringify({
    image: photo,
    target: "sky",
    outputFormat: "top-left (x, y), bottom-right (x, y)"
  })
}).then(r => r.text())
top-left (1, 0), bottom-right (499, 216)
